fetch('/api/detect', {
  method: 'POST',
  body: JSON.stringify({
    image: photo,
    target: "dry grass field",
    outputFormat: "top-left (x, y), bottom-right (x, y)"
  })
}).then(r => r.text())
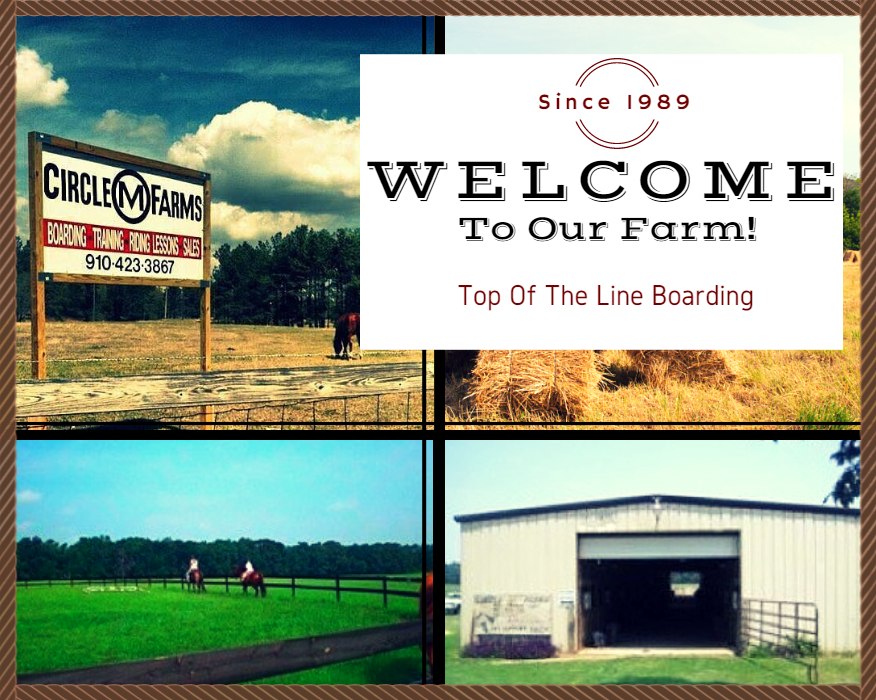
top-left (446, 264), bottom-right (859, 429)
top-left (16, 321), bottom-right (434, 430)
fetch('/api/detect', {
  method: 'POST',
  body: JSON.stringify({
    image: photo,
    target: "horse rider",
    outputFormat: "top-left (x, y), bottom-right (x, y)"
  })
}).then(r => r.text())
top-left (186, 556), bottom-right (199, 583)
top-left (240, 559), bottom-right (254, 582)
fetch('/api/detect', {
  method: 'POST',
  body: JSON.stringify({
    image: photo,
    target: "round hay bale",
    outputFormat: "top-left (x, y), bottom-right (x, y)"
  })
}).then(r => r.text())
top-left (844, 250), bottom-right (860, 263)
top-left (627, 350), bottom-right (740, 389)
top-left (468, 350), bottom-right (605, 420)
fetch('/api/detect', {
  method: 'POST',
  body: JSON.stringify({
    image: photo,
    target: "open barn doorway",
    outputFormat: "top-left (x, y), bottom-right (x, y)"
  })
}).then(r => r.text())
top-left (578, 533), bottom-right (741, 650)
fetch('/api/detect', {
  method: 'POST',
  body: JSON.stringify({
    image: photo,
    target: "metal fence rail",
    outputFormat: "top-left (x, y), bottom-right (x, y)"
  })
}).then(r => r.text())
top-left (740, 598), bottom-right (819, 683)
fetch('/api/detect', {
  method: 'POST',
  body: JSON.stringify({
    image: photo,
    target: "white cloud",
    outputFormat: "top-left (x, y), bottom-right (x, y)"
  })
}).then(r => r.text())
top-left (95, 109), bottom-right (167, 144)
top-left (17, 48), bottom-right (69, 108)
top-left (16, 194), bottom-right (28, 239)
top-left (167, 101), bottom-right (359, 217)
top-left (229, 59), bottom-right (353, 81)
top-left (18, 489), bottom-right (42, 504)
top-left (211, 200), bottom-right (342, 243)
top-left (328, 497), bottom-right (358, 512)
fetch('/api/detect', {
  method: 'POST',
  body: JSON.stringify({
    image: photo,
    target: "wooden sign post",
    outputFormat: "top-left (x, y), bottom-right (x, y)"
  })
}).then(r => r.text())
top-left (27, 132), bottom-right (213, 429)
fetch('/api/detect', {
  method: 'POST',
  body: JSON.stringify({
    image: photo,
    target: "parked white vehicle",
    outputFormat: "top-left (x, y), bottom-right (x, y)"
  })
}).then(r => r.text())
top-left (445, 592), bottom-right (461, 614)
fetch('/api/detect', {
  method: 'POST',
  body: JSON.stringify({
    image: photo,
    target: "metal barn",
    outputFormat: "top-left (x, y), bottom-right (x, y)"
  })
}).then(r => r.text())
top-left (455, 495), bottom-right (860, 654)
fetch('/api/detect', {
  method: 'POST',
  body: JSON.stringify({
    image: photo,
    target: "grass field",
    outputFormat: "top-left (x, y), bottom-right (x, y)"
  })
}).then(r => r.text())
top-left (17, 581), bottom-right (422, 684)
top-left (16, 320), bottom-right (434, 428)
top-left (21, 576), bottom-right (422, 590)
top-left (445, 615), bottom-right (859, 685)
top-left (446, 264), bottom-right (859, 428)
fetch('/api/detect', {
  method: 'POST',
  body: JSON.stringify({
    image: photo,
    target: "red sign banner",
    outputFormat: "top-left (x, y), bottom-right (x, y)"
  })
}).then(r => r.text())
top-left (43, 218), bottom-right (202, 260)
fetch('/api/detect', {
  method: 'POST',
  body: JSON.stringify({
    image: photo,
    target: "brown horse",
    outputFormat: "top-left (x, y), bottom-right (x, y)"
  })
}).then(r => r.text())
top-left (333, 313), bottom-right (361, 360)
top-left (188, 569), bottom-right (206, 593)
top-left (234, 564), bottom-right (267, 598)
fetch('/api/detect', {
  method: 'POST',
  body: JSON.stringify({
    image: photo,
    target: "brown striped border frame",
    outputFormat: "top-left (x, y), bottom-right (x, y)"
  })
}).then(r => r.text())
top-left (6, 0), bottom-right (867, 699)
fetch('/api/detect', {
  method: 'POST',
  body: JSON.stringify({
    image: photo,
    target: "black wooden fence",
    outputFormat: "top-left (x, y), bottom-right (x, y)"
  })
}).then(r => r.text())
top-left (17, 574), bottom-right (422, 608)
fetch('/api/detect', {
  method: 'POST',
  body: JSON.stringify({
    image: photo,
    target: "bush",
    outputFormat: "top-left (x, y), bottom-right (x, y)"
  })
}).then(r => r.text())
top-left (844, 185), bottom-right (860, 217)
top-left (504, 638), bottom-right (557, 659)
top-left (746, 644), bottom-right (776, 658)
top-left (463, 638), bottom-right (557, 660)
top-left (745, 637), bottom-right (817, 660)
top-left (783, 636), bottom-right (818, 657)
top-left (843, 203), bottom-right (860, 252)
top-left (463, 640), bottom-right (505, 659)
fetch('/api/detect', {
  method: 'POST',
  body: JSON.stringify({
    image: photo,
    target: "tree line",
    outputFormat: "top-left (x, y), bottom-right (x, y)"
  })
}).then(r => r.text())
top-left (446, 562), bottom-right (460, 584)
top-left (15, 225), bottom-right (360, 328)
top-left (16, 536), bottom-right (429, 581)
top-left (843, 176), bottom-right (861, 252)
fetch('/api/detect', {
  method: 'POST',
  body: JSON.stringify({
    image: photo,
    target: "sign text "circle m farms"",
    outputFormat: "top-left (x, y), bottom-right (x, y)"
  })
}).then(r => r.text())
top-left (43, 164), bottom-right (204, 226)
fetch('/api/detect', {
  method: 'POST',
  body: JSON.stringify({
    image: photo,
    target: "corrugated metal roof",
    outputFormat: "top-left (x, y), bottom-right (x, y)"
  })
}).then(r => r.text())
top-left (454, 494), bottom-right (860, 523)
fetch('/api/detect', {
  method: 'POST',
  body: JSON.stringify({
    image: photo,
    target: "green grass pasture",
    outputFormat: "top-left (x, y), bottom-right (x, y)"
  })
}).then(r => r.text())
top-left (445, 615), bottom-right (859, 685)
top-left (18, 582), bottom-right (422, 684)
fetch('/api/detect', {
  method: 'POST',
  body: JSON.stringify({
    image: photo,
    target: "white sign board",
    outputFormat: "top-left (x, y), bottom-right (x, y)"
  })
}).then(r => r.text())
top-left (39, 141), bottom-right (208, 282)
top-left (472, 594), bottom-right (551, 636)
top-left (360, 55), bottom-right (842, 350)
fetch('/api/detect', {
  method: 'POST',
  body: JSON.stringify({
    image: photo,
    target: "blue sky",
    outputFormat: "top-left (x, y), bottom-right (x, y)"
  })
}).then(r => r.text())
top-left (448, 17), bottom-right (860, 176)
top-left (18, 440), bottom-right (426, 545)
top-left (17, 17), bottom-right (430, 245)
top-left (446, 440), bottom-right (853, 562)
top-left (426, 440), bottom-right (434, 544)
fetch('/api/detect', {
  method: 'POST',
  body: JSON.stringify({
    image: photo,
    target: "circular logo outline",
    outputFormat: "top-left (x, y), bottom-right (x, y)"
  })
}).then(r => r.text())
top-left (576, 58), bottom-right (660, 150)
top-left (111, 169), bottom-right (150, 225)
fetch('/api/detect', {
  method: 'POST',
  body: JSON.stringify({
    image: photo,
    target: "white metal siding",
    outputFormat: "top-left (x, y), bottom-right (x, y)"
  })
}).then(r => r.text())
top-left (460, 500), bottom-right (860, 652)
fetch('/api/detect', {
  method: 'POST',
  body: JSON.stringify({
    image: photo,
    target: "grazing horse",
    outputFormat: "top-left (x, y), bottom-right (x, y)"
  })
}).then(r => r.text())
top-left (333, 313), bottom-right (361, 360)
top-left (234, 564), bottom-right (267, 598)
top-left (420, 572), bottom-right (433, 679)
top-left (188, 569), bottom-right (206, 594)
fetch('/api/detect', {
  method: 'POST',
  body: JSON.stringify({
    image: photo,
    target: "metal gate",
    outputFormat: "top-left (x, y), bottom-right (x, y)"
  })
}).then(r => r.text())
top-left (740, 599), bottom-right (819, 683)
